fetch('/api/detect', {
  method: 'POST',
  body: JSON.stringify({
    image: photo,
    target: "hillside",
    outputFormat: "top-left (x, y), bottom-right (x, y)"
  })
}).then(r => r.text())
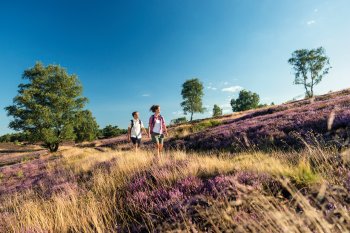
top-left (1, 89), bottom-right (350, 232)
top-left (95, 88), bottom-right (350, 153)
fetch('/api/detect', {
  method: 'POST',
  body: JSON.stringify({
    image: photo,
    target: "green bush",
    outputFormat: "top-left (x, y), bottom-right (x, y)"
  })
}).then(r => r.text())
top-left (191, 120), bottom-right (222, 133)
top-left (99, 125), bottom-right (128, 139)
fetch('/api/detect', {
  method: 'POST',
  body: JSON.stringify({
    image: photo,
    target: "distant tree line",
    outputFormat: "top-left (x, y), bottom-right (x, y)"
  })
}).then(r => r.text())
top-left (0, 124), bottom-right (127, 144)
top-left (0, 132), bottom-right (29, 143)
top-left (99, 125), bottom-right (127, 139)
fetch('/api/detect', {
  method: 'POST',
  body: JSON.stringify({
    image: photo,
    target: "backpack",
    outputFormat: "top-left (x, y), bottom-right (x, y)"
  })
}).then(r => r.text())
top-left (151, 115), bottom-right (163, 126)
top-left (131, 119), bottom-right (142, 130)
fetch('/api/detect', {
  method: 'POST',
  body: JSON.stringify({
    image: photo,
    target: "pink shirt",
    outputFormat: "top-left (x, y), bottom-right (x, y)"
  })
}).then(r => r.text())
top-left (149, 114), bottom-right (166, 134)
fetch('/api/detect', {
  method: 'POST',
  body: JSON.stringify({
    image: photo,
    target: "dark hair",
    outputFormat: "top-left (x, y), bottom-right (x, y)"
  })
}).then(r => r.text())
top-left (150, 105), bottom-right (160, 113)
top-left (132, 111), bottom-right (138, 117)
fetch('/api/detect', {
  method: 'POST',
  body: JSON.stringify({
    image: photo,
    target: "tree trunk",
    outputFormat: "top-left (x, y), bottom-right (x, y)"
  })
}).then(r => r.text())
top-left (190, 112), bottom-right (193, 121)
top-left (48, 143), bottom-right (59, 152)
top-left (310, 85), bottom-right (314, 98)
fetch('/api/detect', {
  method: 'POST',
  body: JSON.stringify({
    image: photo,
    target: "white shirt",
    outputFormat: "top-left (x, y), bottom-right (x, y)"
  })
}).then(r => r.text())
top-left (129, 119), bottom-right (144, 139)
top-left (152, 119), bottom-right (161, 134)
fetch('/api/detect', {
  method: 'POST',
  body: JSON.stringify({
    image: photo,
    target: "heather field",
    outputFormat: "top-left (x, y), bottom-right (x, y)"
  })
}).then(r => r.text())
top-left (0, 90), bottom-right (350, 232)
top-left (0, 147), bottom-right (349, 232)
top-left (167, 89), bottom-right (350, 152)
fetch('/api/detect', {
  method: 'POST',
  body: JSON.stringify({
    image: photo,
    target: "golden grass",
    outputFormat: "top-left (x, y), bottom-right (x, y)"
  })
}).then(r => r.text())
top-left (0, 147), bottom-right (347, 232)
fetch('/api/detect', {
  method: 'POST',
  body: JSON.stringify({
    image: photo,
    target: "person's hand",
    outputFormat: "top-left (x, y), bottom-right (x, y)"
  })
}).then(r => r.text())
top-left (164, 131), bottom-right (168, 137)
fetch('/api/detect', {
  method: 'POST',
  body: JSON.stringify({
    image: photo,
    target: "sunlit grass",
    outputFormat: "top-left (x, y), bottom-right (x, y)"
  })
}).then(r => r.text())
top-left (0, 146), bottom-right (348, 232)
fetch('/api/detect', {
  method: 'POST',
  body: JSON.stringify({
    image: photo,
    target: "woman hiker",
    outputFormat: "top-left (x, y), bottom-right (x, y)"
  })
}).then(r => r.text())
top-left (128, 111), bottom-right (149, 152)
top-left (148, 105), bottom-right (168, 156)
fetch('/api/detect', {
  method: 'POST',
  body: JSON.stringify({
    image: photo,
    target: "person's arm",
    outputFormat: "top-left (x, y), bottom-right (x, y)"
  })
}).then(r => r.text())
top-left (148, 117), bottom-right (152, 137)
top-left (127, 121), bottom-right (132, 141)
top-left (127, 127), bottom-right (131, 141)
top-left (162, 117), bottom-right (168, 136)
top-left (141, 122), bottom-right (149, 138)
top-left (143, 127), bottom-right (149, 138)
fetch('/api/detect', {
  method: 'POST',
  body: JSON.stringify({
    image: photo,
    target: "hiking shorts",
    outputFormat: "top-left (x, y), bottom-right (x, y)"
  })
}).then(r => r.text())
top-left (151, 133), bottom-right (165, 144)
top-left (131, 137), bottom-right (141, 146)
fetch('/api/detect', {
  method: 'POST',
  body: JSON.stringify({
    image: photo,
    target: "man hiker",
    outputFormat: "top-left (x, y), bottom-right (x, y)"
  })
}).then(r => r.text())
top-left (128, 111), bottom-right (148, 152)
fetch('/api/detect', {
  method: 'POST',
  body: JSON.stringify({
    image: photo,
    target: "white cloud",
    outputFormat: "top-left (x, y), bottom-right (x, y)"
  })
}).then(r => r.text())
top-left (142, 94), bottom-right (150, 97)
top-left (172, 110), bottom-right (183, 115)
top-left (307, 20), bottom-right (316, 25)
top-left (221, 85), bottom-right (243, 93)
top-left (207, 86), bottom-right (217, 90)
top-left (219, 103), bottom-right (232, 114)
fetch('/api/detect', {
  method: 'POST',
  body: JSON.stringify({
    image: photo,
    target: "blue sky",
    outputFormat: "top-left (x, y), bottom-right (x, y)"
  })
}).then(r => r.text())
top-left (1, 0), bottom-right (349, 134)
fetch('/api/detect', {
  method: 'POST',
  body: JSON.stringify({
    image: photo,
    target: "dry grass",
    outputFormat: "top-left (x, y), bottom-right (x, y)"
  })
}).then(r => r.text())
top-left (0, 146), bottom-right (349, 232)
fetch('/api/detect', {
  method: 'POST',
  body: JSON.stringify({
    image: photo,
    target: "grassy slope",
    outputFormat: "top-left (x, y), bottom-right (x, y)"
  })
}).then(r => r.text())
top-left (0, 89), bottom-right (350, 232)
top-left (93, 88), bottom-right (350, 152)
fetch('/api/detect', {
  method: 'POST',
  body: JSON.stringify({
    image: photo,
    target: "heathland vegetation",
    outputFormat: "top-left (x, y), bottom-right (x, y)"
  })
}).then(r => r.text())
top-left (1, 47), bottom-right (349, 232)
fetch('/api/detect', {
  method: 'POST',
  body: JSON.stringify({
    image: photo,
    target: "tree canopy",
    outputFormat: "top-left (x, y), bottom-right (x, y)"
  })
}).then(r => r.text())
top-left (181, 78), bottom-right (205, 121)
top-left (74, 110), bottom-right (99, 143)
top-left (288, 47), bottom-right (331, 98)
top-left (230, 90), bottom-right (260, 112)
top-left (5, 62), bottom-right (88, 152)
top-left (212, 104), bottom-right (223, 117)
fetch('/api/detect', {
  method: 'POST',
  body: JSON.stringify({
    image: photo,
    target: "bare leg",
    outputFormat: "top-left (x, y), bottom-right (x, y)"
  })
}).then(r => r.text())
top-left (159, 143), bottom-right (163, 156)
top-left (155, 143), bottom-right (160, 157)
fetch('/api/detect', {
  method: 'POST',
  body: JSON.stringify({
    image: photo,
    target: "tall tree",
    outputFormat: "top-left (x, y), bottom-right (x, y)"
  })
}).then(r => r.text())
top-left (288, 47), bottom-right (331, 98)
top-left (212, 104), bottom-right (223, 117)
top-left (230, 89), bottom-right (260, 112)
top-left (5, 62), bottom-right (88, 152)
top-left (74, 110), bottom-right (99, 143)
top-left (181, 78), bottom-right (205, 121)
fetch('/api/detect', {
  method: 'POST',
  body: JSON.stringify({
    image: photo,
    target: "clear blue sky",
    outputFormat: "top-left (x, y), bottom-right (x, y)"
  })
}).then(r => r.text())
top-left (1, 0), bottom-right (349, 134)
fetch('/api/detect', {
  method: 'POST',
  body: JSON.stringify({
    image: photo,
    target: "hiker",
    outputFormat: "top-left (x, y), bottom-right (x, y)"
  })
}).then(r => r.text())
top-left (148, 105), bottom-right (168, 156)
top-left (128, 111), bottom-right (148, 152)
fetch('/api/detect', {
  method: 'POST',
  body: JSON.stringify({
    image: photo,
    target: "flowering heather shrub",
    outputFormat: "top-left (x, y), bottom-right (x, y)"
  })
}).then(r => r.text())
top-left (204, 175), bottom-right (236, 197)
top-left (168, 92), bottom-right (350, 151)
top-left (125, 172), bottom-right (269, 224)
top-left (176, 176), bottom-right (203, 196)
top-left (236, 171), bottom-right (262, 187)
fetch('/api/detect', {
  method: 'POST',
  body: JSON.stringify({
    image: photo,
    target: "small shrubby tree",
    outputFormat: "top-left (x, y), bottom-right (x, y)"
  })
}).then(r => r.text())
top-left (74, 110), bottom-right (99, 143)
top-left (100, 125), bottom-right (127, 138)
top-left (5, 62), bottom-right (88, 152)
top-left (181, 78), bottom-right (205, 121)
top-left (212, 104), bottom-right (223, 117)
top-left (288, 47), bottom-right (331, 98)
top-left (170, 117), bottom-right (188, 125)
top-left (230, 89), bottom-right (260, 112)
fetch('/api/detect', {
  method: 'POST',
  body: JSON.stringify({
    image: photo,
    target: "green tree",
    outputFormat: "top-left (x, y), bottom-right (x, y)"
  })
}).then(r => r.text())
top-left (100, 125), bottom-right (127, 138)
top-left (288, 47), bottom-right (331, 98)
top-left (5, 62), bottom-right (88, 152)
top-left (212, 104), bottom-right (223, 117)
top-left (170, 117), bottom-right (188, 125)
top-left (0, 132), bottom-right (29, 143)
top-left (74, 110), bottom-right (99, 143)
top-left (230, 90), bottom-right (260, 112)
top-left (181, 78), bottom-right (205, 121)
